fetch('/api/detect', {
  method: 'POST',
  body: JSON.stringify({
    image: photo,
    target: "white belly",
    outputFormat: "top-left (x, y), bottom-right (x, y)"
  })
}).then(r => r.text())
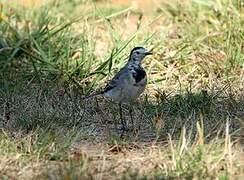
top-left (103, 76), bottom-right (147, 103)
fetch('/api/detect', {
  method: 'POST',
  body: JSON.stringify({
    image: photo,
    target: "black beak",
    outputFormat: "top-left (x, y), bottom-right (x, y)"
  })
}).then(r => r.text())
top-left (145, 52), bottom-right (153, 56)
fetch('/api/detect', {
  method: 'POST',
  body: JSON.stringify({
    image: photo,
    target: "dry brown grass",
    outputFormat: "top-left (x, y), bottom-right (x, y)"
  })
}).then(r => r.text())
top-left (0, 0), bottom-right (243, 179)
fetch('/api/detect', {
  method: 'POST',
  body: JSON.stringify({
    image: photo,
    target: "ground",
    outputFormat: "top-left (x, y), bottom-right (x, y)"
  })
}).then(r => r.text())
top-left (0, 0), bottom-right (244, 179)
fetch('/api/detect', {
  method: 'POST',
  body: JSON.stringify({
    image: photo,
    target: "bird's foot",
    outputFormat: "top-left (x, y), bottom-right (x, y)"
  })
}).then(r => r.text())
top-left (119, 126), bottom-right (129, 139)
top-left (131, 127), bottom-right (139, 135)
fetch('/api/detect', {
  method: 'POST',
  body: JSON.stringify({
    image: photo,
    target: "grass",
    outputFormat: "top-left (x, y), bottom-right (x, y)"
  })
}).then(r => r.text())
top-left (0, 0), bottom-right (243, 179)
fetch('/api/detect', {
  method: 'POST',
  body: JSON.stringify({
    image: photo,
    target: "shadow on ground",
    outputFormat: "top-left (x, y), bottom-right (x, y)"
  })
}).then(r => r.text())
top-left (0, 83), bottom-right (243, 142)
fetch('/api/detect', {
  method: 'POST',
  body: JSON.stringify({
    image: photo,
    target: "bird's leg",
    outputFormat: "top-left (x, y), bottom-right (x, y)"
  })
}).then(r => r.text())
top-left (119, 103), bottom-right (126, 132)
top-left (129, 104), bottom-right (134, 130)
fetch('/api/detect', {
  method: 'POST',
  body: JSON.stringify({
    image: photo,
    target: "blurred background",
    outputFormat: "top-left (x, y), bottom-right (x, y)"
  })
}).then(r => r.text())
top-left (0, 0), bottom-right (243, 179)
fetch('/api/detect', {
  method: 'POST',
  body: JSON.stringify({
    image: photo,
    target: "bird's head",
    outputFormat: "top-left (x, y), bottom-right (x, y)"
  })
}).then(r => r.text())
top-left (129, 47), bottom-right (152, 65)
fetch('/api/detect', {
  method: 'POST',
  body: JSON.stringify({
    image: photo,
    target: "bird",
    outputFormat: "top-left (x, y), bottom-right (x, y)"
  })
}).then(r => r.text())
top-left (84, 47), bottom-right (152, 135)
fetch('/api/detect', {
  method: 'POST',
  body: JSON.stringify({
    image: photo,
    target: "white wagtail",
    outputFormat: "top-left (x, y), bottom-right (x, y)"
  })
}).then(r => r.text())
top-left (84, 47), bottom-right (152, 134)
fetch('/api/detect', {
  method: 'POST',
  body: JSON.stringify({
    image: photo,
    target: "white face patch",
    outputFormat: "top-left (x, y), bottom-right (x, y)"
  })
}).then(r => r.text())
top-left (129, 47), bottom-right (151, 64)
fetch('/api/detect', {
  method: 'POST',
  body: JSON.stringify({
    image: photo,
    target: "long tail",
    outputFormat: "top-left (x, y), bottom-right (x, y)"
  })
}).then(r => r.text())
top-left (82, 92), bottom-right (103, 100)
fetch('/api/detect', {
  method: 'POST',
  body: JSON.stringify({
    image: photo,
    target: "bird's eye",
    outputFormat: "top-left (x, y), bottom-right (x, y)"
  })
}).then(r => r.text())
top-left (135, 51), bottom-right (139, 54)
